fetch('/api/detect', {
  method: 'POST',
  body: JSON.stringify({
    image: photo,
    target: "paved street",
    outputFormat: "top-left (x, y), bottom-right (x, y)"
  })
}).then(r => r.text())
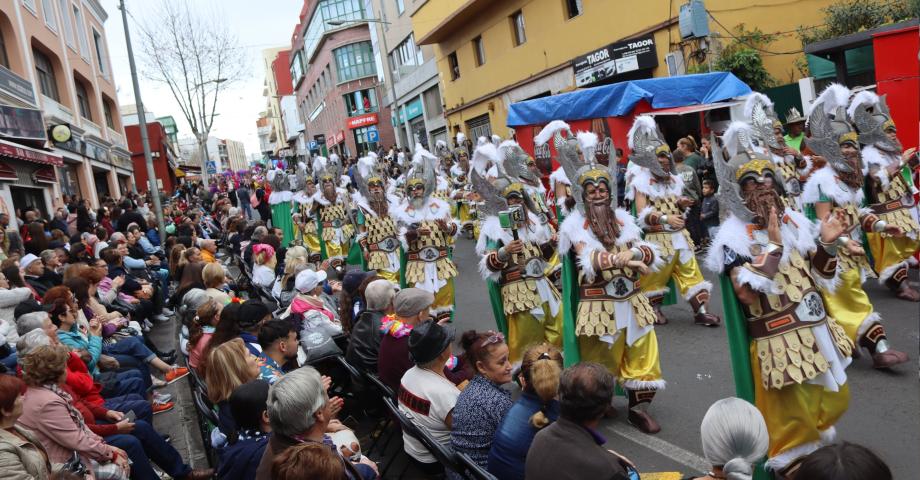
top-left (450, 235), bottom-right (919, 479)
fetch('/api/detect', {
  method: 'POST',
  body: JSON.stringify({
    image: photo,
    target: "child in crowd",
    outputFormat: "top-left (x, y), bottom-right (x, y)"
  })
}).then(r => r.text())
top-left (699, 179), bottom-right (719, 250)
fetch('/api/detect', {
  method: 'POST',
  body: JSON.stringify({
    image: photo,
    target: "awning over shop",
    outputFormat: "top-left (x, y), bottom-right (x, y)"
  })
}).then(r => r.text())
top-left (506, 72), bottom-right (751, 126)
top-left (0, 138), bottom-right (63, 166)
top-left (0, 161), bottom-right (17, 181)
top-left (645, 101), bottom-right (740, 116)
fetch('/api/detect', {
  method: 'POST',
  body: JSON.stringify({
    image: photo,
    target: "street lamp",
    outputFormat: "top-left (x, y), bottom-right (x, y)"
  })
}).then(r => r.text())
top-left (193, 78), bottom-right (227, 188)
top-left (327, 17), bottom-right (403, 151)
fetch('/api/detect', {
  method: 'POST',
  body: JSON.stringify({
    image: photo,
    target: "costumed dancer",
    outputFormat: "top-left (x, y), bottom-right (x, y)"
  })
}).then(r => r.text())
top-left (392, 143), bottom-right (460, 321)
top-left (471, 141), bottom-right (562, 363)
top-left (353, 153), bottom-right (402, 284)
top-left (801, 84), bottom-right (909, 368)
top-left (848, 90), bottom-right (920, 301)
top-left (745, 92), bottom-right (812, 211)
top-left (311, 155), bottom-right (356, 270)
top-left (545, 121), bottom-right (666, 434)
top-left (292, 162), bottom-right (322, 263)
top-left (267, 165), bottom-right (295, 246)
top-left (446, 140), bottom-right (476, 239)
top-left (704, 124), bottom-right (853, 478)
top-left (627, 116), bottom-right (721, 327)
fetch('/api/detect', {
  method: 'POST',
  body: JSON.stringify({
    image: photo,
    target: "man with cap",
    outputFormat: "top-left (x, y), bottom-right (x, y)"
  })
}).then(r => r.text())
top-left (346, 279), bottom-right (396, 373)
top-left (398, 319), bottom-right (460, 471)
top-left (783, 107), bottom-right (807, 152)
top-left (21, 253), bottom-right (51, 298)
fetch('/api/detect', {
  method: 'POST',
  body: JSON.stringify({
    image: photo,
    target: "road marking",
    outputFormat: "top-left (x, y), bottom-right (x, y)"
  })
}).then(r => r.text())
top-left (608, 422), bottom-right (710, 473)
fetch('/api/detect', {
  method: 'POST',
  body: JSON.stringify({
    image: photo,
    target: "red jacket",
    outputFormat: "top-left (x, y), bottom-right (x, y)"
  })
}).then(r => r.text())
top-left (65, 351), bottom-right (106, 407)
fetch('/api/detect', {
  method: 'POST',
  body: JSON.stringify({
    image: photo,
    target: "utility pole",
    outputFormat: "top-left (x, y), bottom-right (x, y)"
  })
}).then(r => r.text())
top-left (119, 0), bottom-right (165, 237)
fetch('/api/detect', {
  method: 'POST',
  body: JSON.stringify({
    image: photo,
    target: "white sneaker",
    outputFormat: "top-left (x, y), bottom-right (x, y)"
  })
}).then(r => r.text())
top-left (153, 314), bottom-right (169, 323)
top-left (153, 391), bottom-right (173, 403)
top-left (151, 376), bottom-right (167, 388)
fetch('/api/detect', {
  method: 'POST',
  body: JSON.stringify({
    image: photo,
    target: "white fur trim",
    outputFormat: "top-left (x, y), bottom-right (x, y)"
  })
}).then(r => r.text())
top-left (765, 440), bottom-right (822, 472)
top-left (575, 131), bottom-right (598, 152)
top-left (808, 83), bottom-right (851, 116)
top-left (861, 145), bottom-right (894, 189)
top-left (819, 426), bottom-right (837, 444)
top-left (743, 92), bottom-right (774, 119)
top-left (549, 167), bottom-right (570, 187)
top-left (310, 188), bottom-right (347, 207)
top-left (736, 267), bottom-right (779, 294)
top-left (534, 120), bottom-right (570, 146)
top-left (847, 90), bottom-right (879, 120)
top-left (622, 378), bottom-right (666, 391)
top-left (877, 260), bottom-right (908, 284)
top-left (627, 115), bottom-right (657, 150)
top-left (855, 311), bottom-right (882, 340)
top-left (811, 269), bottom-right (842, 295)
top-left (357, 155), bottom-right (376, 179)
top-left (643, 287), bottom-right (670, 299)
top-left (391, 197), bottom-right (453, 225)
top-left (630, 167), bottom-right (685, 198)
top-left (477, 252), bottom-right (500, 282)
top-left (802, 166), bottom-right (864, 205)
top-left (723, 121), bottom-right (756, 157)
top-left (682, 280), bottom-right (713, 301)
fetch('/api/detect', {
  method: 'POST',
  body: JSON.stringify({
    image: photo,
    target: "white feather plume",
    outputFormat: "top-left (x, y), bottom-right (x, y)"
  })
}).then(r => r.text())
top-left (471, 143), bottom-right (500, 176)
top-left (412, 143), bottom-right (439, 171)
top-left (367, 151), bottom-right (378, 159)
top-left (298, 161), bottom-right (307, 172)
top-left (627, 115), bottom-right (658, 149)
top-left (491, 134), bottom-right (502, 147)
top-left (357, 156), bottom-right (376, 179)
top-left (312, 156), bottom-right (327, 173)
top-left (498, 140), bottom-right (519, 151)
top-left (456, 132), bottom-right (467, 145)
top-left (722, 121), bottom-right (756, 157)
top-left (266, 169), bottom-right (277, 182)
top-left (809, 83), bottom-right (851, 116)
top-left (575, 131), bottom-right (598, 152)
top-left (743, 92), bottom-right (774, 119)
top-left (329, 153), bottom-right (340, 163)
top-left (846, 90), bottom-right (879, 120)
top-left (476, 136), bottom-right (489, 147)
top-left (436, 139), bottom-right (447, 150)
top-left (534, 120), bottom-right (571, 146)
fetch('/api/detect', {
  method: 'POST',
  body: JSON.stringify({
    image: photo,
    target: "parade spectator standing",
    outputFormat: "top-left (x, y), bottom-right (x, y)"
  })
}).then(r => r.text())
top-left (699, 179), bottom-right (719, 249)
top-left (236, 183), bottom-right (252, 220)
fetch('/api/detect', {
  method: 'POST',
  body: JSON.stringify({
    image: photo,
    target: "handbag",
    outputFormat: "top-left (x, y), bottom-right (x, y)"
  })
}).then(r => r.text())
top-left (60, 451), bottom-right (89, 478)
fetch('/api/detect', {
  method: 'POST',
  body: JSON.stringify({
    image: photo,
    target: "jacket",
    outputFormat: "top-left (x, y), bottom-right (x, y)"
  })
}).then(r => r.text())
top-left (0, 424), bottom-right (51, 480)
top-left (0, 287), bottom-right (36, 346)
top-left (57, 325), bottom-right (103, 376)
top-left (525, 417), bottom-right (628, 480)
top-left (345, 310), bottom-right (385, 372)
top-left (488, 393), bottom-right (559, 480)
top-left (23, 276), bottom-right (51, 298)
top-left (700, 195), bottom-right (719, 227)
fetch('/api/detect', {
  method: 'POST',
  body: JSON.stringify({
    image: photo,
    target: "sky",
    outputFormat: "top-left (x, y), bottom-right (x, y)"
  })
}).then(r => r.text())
top-left (100, 0), bottom-right (304, 157)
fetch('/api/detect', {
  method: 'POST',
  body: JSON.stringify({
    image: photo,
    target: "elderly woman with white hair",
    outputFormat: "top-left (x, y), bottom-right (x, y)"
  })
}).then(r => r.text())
top-left (345, 279), bottom-right (396, 373)
top-left (254, 367), bottom-right (376, 480)
top-left (687, 397), bottom-right (769, 480)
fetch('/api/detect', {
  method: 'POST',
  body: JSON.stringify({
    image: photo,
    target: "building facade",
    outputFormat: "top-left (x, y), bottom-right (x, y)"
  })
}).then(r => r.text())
top-left (412, 0), bottom-right (839, 142)
top-left (0, 0), bottom-right (132, 217)
top-left (261, 46), bottom-right (289, 156)
top-left (368, 0), bottom-right (445, 150)
top-left (125, 121), bottom-right (179, 194)
top-left (290, 0), bottom-right (395, 159)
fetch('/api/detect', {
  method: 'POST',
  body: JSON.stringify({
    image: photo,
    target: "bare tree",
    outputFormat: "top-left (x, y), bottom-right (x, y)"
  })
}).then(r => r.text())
top-left (134, 0), bottom-right (248, 187)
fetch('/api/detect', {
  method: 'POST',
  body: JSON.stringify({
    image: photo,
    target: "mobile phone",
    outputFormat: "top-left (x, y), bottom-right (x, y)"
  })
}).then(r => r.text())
top-left (124, 411), bottom-right (136, 422)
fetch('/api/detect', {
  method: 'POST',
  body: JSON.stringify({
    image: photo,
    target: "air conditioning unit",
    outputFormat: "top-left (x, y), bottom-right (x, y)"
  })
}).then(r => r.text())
top-left (665, 52), bottom-right (686, 76)
top-left (679, 0), bottom-right (710, 39)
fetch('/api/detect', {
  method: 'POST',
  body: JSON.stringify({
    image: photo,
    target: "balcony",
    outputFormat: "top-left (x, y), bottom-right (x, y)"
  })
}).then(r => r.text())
top-left (82, 119), bottom-right (103, 141)
top-left (108, 128), bottom-right (127, 150)
top-left (41, 96), bottom-right (75, 124)
top-left (0, 65), bottom-right (36, 106)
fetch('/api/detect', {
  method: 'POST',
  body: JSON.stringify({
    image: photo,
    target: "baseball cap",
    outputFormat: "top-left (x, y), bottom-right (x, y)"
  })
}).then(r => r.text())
top-left (295, 269), bottom-right (328, 293)
top-left (20, 254), bottom-right (41, 270)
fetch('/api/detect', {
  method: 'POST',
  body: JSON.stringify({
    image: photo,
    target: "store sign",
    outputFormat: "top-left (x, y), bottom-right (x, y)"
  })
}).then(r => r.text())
top-left (395, 98), bottom-right (424, 125)
top-left (347, 112), bottom-right (378, 130)
top-left (31, 166), bottom-right (57, 183)
top-left (573, 34), bottom-right (658, 87)
top-left (332, 131), bottom-right (346, 145)
top-left (0, 105), bottom-right (46, 142)
top-left (313, 134), bottom-right (326, 145)
top-left (0, 65), bottom-right (36, 105)
top-left (0, 139), bottom-right (63, 166)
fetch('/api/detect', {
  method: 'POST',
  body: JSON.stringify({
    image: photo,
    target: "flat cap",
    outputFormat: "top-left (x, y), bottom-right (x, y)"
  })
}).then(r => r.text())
top-left (393, 288), bottom-right (434, 317)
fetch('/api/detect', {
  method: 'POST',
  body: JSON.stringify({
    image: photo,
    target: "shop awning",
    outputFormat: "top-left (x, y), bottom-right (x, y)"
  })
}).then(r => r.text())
top-left (645, 101), bottom-right (740, 116)
top-left (0, 138), bottom-right (63, 166)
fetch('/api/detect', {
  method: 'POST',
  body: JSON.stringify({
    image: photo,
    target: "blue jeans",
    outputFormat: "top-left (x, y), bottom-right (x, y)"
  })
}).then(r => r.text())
top-left (1, 350), bottom-right (16, 372)
top-left (103, 394), bottom-right (153, 424)
top-left (153, 268), bottom-right (169, 302)
top-left (105, 420), bottom-right (191, 480)
top-left (104, 336), bottom-right (157, 364)
top-left (240, 202), bottom-right (252, 219)
top-left (111, 369), bottom-right (150, 397)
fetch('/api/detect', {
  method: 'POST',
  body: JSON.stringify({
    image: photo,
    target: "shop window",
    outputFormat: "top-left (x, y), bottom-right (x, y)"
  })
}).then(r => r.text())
top-left (466, 114), bottom-right (492, 142)
top-left (333, 41), bottom-right (376, 83)
top-left (510, 10), bottom-right (526, 46)
top-left (473, 36), bottom-right (485, 66)
top-left (32, 48), bottom-right (60, 101)
top-left (75, 79), bottom-right (92, 120)
top-left (352, 126), bottom-right (379, 157)
top-left (344, 88), bottom-right (378, 116)
top-left (564, 0), bottom-right (583, 19)
top-left (448, 51), bottom-right (459, 80)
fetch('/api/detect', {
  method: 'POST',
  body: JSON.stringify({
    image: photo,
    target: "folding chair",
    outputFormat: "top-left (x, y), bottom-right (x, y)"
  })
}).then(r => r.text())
top-left (382, 397), bottom-right (464, 477)
top-left (192, 388), bottom-right (219, 467)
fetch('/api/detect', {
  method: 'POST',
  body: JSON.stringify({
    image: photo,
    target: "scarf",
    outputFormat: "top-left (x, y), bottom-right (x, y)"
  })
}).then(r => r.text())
top-left (380, 315), bottom-right (411, 338)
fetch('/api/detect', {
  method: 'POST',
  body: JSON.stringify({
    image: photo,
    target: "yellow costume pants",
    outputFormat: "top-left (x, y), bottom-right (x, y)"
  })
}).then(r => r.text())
top-left (376, 268), bottom-right (400, 285)
top-left (641, 253), bottom-right (706, 295)
top-left (751, 344), bottom-right (849, 466)
top-left (457, 203), bottom-right (472, 224)
top-left (325, 240), bottom-right (347, 259)
top-left (866, 232), bottom-right (920, 281)
top-left (432, 278), bottom-right (455, 314)
top-left (506, 303), bottom-right (563, 364)
top-left (822, 268), bottom-right (874, 342)
top-left (577, 330), bottom-right (662, 385)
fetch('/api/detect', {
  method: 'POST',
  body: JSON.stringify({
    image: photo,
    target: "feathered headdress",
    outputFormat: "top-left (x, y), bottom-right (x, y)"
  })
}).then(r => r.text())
top-left (743, 92), bottom-right (781, 150)
top-left (406, 143), bottom-right (438, 198)
top-left (538, 120), bottom-right (616, 214)
top-left (627, 115), bottom-right (671, 179)
top-left (847, 90), bottom-right (901, 153)
top-left (805, 84), bottom-right (859, 174)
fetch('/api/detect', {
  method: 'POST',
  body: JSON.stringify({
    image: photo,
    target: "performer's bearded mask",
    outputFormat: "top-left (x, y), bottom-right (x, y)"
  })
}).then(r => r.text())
top-left (368, 181), bottom-right (388, 215)
top-left (837, 141), bottom-right (864, 189)
top-left (582, 181), bottom-right (619, 248)
top-left (741, 175), bottom-right (785, 227)
top-left (322, 179), bottom-right (336, 202)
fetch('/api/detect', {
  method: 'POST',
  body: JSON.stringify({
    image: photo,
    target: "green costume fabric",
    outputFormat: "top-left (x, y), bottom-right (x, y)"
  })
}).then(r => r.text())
top-left (271, 202), bottom-right (294, 247)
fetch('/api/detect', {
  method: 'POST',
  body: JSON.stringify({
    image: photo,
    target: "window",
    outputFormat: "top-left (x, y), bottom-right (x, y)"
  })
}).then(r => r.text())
top-left (395, 0), bottom-right (404, 15)
top-left (75, 79), bottom-right (92, 120)
top-left (447, 51), bottom-right (459, 80)
top-left (41, 0), bottom-right (57, 31)
top-left (387, 33), bottom-right (424, 80)
top-left (472, 36), bottom-right (485, 66)
top-left (73, 6), bottom-right (89, 58)
top-left (333, 41), bottom-right (376, 82)
top-left (510, 10), bottom-right (526, 46)
top-left (564, 0), bottom-right (583, 19)
top-left (352, 125), bottom-right (379, 156)
top-left (22, 0), bottom-right (37, 14)
top-left (0, 31), bottom-right (9, 68)
top-left (290, 50), bottom-right (304, 85)
top-left (466, 114), bottom-right (492, 141)
top-left (103, 100), bottom-right (115, 129)
top-left (32, 48), bottom-right (60, 101)
top-left (344, 88), bottom-right (378, 116)
top-left (58, 0), bottom-right (75, 47)
top-left (92, 28), bottom-right (106, 75)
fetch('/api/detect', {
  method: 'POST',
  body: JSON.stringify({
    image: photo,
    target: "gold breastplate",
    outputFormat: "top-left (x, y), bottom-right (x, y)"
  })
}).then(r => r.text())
top-left (365, 214), bottom-right (397, 244)
top-left (574, 243), bottom-right (657, 336)
top-left (499, 242), bottom-right (554, 315)
top-left (832, 203), bottom-right (875, 276)
top-left (650, 194), bottom-right (682, 217)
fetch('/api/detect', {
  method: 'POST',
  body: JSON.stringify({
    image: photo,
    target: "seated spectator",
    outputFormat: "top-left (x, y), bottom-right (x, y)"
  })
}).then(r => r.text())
top-left (202, 262), bottom-right (232, 305)
top-left (243, 226), bottom-right (268, 267)
top-left (272, 443), bottom-right (345, 480)
top-left (200, 240), bottom-right (218, 263)
top-left (285, 269), bottom-right (342, 361)
top-left (255, 366), bottom-right (376, 480)
top-left (171, 262), bottom-right (206, 307)
top-left (101, 247), bottom-right (165, 324)
top-left (198, 302), bottom-right (242, 378)
top-left (451, 330), bottom-right (514, 469)
top-left (257, 319), bottom-right (298, 384)
top-left (206, 338), bottom-right (261, 438)
top-left (0, 270), bottom-right (38, 348)
top-left (525, 362), bottom-right (634, 480)
top-left (188, 298), bottom-right (221, 371)
top-left (252, 244), bottom-right (277, 289)
top-left (796, 442), bottom-right (892, 480)
top-left (74, 267), bottom-right (140, 335)
top-left (689, 397), bottom-right (768, 480)
top-left (272, 246), bottom-right (308, 300)
top-left (398, 320), bottom-right (460, 472)
top-left (19, 345), bottom-right (131, 479)
top-left (176, 247), bottom-right (202, 281)
top-left (0, 374), bottom-right (52, 479)
top-left (21, 254), bottom-right (51, 298)
top-left (236, 301), bottom-right (271, 355)
top-left (219, 380), bottom-right (272, 480)
top-left (169, 244), bottom-right (186, 280)
top-left (488, 343), bottom-right (563, 480)
top-left (38, 250), bottom-right (63, 287)
top-left (345, 279), bottom-right (395, 373)
top-left (337, 270), bottom-right (376, 333)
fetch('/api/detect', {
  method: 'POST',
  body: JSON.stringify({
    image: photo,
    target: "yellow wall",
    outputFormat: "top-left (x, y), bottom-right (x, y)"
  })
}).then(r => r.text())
top-left (412, 0), bottom-right (839, 134)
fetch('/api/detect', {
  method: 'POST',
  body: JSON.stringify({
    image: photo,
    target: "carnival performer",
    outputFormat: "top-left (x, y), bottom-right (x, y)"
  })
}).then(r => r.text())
top-left (848, 90), bottom-right (920, 301)
top-left (353, 153), bottom-right (402, 284)
top-left (292, 162), bottom-right (322, 263)
top-left (446, 140), bottom-right (477, 239)
top-left (542, 121), bottom-right (665, 434)
top-left (267, 165), bottom-right (295, 246)
top-left (311, 155), bottom-right (356, 269)
top-left (392, 143), bottom-right (460, 321)
top-left (801, 84), bottom-right (909, 369)
top-left (705, 123), bottom-right (853, 478)
top-left (745, 92), bottom-right (812, 211)
top-left (627, 116), bottom-right (721, 327)
top-left (471, 142), bottom-right (562, 364)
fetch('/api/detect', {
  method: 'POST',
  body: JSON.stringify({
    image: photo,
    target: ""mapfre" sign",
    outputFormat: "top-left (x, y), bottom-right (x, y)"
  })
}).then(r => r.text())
top-left (346, 112), bottom-right (378, 129)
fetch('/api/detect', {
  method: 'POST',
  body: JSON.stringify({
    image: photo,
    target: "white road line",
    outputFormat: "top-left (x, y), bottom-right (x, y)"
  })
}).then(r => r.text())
top-left (608, 422), bottom-right (710, 473)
